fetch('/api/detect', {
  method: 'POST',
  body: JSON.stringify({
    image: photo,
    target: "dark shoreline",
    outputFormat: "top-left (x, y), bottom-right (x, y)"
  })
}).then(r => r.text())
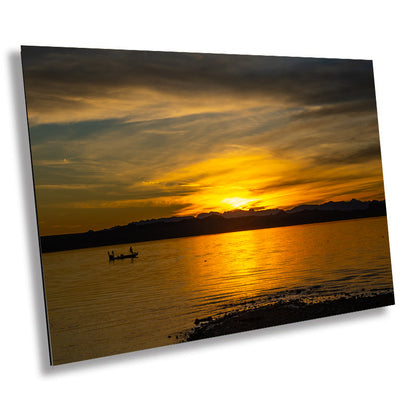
top-left (40, 201), bottom-right (387, 253)
top-left (185, 292), bottom-right (395, 342)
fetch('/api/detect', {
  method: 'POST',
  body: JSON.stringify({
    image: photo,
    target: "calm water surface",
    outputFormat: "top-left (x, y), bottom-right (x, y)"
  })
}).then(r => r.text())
top-left (43, 216), bottom-right (393, 364)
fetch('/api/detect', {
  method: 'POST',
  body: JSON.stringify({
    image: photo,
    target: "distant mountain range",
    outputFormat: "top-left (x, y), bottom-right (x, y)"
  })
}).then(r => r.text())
top-left (40, 199), bottom-right (387, 253)
top-left (120, 207), bottom-right (285, 228)
top-left (288, 198), bottom-right (372, 214)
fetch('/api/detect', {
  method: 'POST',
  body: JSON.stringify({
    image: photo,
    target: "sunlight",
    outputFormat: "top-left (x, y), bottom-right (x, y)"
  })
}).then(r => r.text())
top-left (221, 197), bottom-right (257, 210)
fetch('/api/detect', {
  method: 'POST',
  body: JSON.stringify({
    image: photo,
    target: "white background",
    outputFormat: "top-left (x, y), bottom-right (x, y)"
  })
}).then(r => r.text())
top-left (1, 1), bottom-right (415, 415)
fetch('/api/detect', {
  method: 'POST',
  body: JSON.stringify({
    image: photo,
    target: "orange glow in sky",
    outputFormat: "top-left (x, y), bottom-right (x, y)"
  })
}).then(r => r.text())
top-left (22, 47), bottom-right (386, 235)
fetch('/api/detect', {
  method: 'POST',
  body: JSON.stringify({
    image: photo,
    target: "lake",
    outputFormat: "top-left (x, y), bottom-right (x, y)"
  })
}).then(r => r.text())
top-left (42, 216), bottom-right (393, 364)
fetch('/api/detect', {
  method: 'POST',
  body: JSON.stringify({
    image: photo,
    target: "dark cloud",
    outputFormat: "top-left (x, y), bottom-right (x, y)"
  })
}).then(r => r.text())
top-left (250, 170), bottom-right (376, 195)
top-left (244, 99), bottom-right (380, 163)
top-left (22, 46), bottom-right (376, 111)
top-left (29, 118), bottom-right (127, 144)
top-left (311, 143), bottom-right (382, 166)
top-left (291, 99), bottom-right (378, 121)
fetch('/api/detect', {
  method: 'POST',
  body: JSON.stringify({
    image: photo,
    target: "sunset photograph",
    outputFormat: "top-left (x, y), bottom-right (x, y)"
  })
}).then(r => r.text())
top-left (21, 46), bottom-right (394, 365)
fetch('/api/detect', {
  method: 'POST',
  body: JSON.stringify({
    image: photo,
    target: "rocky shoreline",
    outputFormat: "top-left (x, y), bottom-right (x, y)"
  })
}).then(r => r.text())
top-left (185, 292), bottom-right (395, 342)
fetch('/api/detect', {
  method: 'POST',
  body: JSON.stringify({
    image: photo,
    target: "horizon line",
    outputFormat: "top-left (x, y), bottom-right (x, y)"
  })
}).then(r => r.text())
top-left (39, 197), bottom-right (385, 238)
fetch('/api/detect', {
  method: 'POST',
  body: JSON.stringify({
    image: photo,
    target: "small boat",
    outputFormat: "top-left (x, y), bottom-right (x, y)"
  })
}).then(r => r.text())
top-left (108, 248), bottom-right (138, 261)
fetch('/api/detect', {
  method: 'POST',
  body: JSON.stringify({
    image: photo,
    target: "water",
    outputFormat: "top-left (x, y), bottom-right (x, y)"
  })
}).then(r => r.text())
top-left (42, 216), bottom-right (393, 364)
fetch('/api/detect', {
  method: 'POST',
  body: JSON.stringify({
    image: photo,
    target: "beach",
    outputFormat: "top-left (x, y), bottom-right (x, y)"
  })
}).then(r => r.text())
top-left (185, 292), bottom-right (395, 342)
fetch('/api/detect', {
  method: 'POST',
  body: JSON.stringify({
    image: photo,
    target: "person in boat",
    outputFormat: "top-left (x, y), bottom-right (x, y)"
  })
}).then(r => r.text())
top-left (130, 246), bottom-right (133, 254)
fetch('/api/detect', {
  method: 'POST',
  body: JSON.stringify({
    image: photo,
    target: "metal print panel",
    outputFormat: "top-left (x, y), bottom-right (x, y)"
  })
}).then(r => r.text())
top-left (21, 46), bottom-right (394, 365)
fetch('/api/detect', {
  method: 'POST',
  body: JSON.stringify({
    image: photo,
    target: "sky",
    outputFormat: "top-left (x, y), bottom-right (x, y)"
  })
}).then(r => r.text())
top-left (22, 46), bottom-right (385, 236)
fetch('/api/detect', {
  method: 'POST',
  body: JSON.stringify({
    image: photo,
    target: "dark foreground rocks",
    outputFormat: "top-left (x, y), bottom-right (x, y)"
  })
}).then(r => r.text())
top-left (186, 292), bottom-right (394, 342)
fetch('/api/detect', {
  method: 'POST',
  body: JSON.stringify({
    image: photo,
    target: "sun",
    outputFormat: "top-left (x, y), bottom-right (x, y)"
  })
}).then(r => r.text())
top-left (221, 197), bottom-right (257, 210)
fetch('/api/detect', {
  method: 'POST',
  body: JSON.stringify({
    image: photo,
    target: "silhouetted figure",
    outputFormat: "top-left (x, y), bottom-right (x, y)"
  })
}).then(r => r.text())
top-left (107, 248), bottom-right (138, 261)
